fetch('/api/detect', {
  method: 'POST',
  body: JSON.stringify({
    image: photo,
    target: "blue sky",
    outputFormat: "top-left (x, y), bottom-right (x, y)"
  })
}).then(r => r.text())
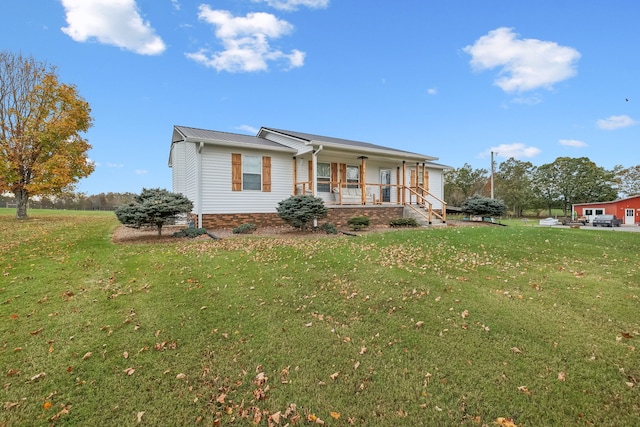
top-left (2, 0), bottom-right (639, 195)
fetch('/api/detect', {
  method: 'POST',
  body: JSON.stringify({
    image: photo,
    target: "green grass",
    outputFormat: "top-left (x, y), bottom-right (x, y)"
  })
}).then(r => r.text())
top-left (1, 211), bottom-right (639, 426)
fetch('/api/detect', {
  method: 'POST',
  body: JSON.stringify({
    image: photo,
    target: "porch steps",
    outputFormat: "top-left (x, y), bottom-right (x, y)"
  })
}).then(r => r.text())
top-left (403, 205), bottom-right (446, 227)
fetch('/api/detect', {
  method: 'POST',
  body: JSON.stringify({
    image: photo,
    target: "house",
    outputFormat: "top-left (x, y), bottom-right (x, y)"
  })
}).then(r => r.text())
top-left (573, 195), bottom-right (640, 225)
top-left (168, 125), bottom-right (449, 229)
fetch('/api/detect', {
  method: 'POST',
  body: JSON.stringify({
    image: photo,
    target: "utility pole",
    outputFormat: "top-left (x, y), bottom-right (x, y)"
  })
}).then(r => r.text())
top-left (490, 151), bottom-right (495, 199)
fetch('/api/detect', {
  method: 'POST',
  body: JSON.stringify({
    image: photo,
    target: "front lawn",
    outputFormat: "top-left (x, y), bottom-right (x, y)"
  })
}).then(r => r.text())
top-left (1, 211), bottom-right (638, 426)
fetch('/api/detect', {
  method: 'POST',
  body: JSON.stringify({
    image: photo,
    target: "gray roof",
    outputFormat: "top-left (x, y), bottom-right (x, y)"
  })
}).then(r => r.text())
top-left (261, 127), bottom-right (438, 161)
top-left (172, 125), bottom-right (448, 167)
top-left (172, 125), bottom-right (295, 152)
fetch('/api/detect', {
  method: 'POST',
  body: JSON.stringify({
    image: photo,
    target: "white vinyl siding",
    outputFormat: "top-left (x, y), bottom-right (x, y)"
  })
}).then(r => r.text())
top-left (170, 141), bottom-right (198, 210)
top-left (200, 145), bottom-right (292, 214)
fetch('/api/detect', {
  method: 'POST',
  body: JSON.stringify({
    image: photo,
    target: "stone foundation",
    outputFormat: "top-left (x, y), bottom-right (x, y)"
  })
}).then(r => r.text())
top-left (200, 206), bottom-right (406, 229)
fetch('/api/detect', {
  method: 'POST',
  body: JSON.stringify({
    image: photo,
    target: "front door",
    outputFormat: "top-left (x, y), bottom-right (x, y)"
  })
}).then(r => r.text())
top-left (625, 208), bottom-right (635, 225)
top-left (380, 169), bottom-right (391, 202)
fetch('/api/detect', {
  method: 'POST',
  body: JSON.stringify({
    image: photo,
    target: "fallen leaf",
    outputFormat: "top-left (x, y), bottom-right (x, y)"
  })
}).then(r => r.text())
top-left (330, 411), bottom-right (340, 420)
top-left (558, 372), bottom-right (566, 381)
top-left (50, 405), bottom-right (71, 421)
top-left (123, 367), bottom-right (135, 376)
top-left (626, 382), bottom-right (635, 388)
top-left (461, 309), bottom-right (469, 319)
top-left (176, 373), bottom-right (186, 379)
top-left (494, 417), bottom-right (517, 427)
top-left (329, 372), bottom-right (340, 380)
top-left (621, 331), bottom-right (633, 339)
top-left (6, 368), bottom-right (20, 376)
top-left (43, 401), bottom-right (53, 410)
top-left (30, 372), bottom-right (46, 382)
top-left (123, 351), bottom-right (129, 359)
top-left (30, 327), bottom-right (44, 335)
top-left (137, 411), bottom-right (145, 422)
top-left (415, 321), bottom-right (424, 328)
top-left (517, 385), bottom-right (531, 395)
top-left (82, 352), bottom-right (92, 360)
top-left (4, 402), bottom-right (19, 410)
top-left (510, 347), bottom-right (523, 355)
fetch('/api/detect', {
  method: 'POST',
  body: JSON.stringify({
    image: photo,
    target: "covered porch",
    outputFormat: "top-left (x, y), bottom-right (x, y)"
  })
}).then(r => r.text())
top-left (293, 154), bottom-right (447, 225)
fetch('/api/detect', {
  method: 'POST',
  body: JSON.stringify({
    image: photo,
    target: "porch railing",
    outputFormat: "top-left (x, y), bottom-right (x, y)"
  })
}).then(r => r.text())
top-left (293, 181), bottom-right (446, 223)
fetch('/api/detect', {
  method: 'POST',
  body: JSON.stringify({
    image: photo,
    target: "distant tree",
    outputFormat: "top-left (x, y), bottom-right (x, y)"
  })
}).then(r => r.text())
top-left (495, 158), bottom-right (535, 217)
top-left (444, 163), bottom-right (489, 206)
top-left (276, 195), bottom-right (328, 230)
top-left (114, 188), bottom-right (193, 236)
top-left (0, 51), bottom-right (94, 219)
top-left (461, 195), bottom-right (507, 218)
top-left (614, 164), bottom-right (640, 197)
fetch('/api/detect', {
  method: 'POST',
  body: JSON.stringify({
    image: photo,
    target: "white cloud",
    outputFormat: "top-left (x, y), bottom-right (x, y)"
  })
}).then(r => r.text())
top-left (252, 0), bottom-right (329, 11)
top-left (171, 0), bottom-right (180, 11)
top-left (186, 7), bottom-right (305, 72)
top-left (236, 124), bottom-right (260, 134)
top-left (559, 139), bottom-right (587, 148)
top-left (482, 143), bottom-right (542, 160)
top-left (463, 27), bottom-right (580, 93)
top-left (60, 0), bottom-right (166, 55)
top-left (135, 169), bottom-right (148, 175)
top-left (107, 162), bottom-right (124, 168)
top-left (596, 115), bottom-right (637, 130)
top-left (427, 87), bottom-right (438, 95)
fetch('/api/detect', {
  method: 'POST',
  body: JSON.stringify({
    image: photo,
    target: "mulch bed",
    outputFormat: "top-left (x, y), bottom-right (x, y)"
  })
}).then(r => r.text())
top-left (111, 220), bottom-right (486, 244)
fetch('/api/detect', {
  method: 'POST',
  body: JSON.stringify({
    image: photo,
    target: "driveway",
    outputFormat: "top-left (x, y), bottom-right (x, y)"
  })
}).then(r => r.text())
top-left (553, 224), bottom-right (640, 232)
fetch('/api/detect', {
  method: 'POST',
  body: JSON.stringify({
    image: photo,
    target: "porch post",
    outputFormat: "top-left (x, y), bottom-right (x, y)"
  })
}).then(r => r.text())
top-left (396, 167), bottom-right (401, 205)
top-left (359, 156), bottom-right (368, 204)
top-left (402, 161), bottom-right (406, 205)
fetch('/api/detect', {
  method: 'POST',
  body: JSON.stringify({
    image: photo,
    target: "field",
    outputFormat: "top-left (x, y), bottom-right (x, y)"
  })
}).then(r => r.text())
top-left (1, 209), bottom-right (639, 426)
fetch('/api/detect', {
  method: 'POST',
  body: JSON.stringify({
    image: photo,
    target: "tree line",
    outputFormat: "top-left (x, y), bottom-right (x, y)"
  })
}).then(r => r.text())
top-left (0, 192), bottom-right (136, 211)
top-left (445, 157), bottom-right (640, 217)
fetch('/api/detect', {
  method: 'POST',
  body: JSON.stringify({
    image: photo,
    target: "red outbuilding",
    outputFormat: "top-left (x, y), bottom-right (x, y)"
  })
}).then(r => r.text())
top-left (573, 195), bottom-right (640, 225)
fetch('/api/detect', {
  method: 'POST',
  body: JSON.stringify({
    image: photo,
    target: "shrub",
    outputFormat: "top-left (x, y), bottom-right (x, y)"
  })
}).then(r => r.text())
top-left (276, 195), bottom-right (328, 230)
top-left (232, 223), bottom-right (257, 234)
top-left (389, 218), bottom-right (418, 228)
top-left (461, 195), bottom-right (508, 218)
top-left (319, 222), bottom-right (338, 234)
top-left (347, 216), bottom-right (370, 231)
top-left (114, 188), bottom-right (193, 236)
top-left (173, 228), bottom-right (208, 238)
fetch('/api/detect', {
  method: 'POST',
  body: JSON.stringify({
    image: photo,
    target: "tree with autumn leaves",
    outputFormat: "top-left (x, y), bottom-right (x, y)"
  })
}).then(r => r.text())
top-left (0, 51), bottom-right (93, 219)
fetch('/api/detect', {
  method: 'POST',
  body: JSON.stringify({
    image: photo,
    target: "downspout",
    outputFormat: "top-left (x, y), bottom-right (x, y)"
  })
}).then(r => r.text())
top-left (312, 145), bottom-right (323, 229)
top-left (196, 141), bottom-right (203, 228)
top-left (312, 145), bottom-right (323, 196)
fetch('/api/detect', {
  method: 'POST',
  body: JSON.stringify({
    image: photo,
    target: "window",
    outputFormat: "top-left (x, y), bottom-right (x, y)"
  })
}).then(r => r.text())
top-left (243, 155), bottom-right (262, 190)
top-left (317, 162), bottom-right (331, 192)
top-left (232, 153), bottom-right (271, 192)
top-left (595, 209), bottom-right (604, 215)
top-left (346, 165), bottom-right (359, 188)
top-left (585, 209), bottom-right (593, 216)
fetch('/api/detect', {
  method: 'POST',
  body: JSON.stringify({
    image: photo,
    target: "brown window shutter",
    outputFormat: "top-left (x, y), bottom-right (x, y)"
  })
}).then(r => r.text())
top-left (308, 160), bottom-right (314, 190)
top-left (410, 169), bottom-right (416, 188)
top-left (232, 153), bottom-right (242, 191)
top-left (339, 163), bottom-right (346, 183)
top-left (423, 170), bottom-right (429, 191)
top-left (262, 156), bottom-right (271, 192)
